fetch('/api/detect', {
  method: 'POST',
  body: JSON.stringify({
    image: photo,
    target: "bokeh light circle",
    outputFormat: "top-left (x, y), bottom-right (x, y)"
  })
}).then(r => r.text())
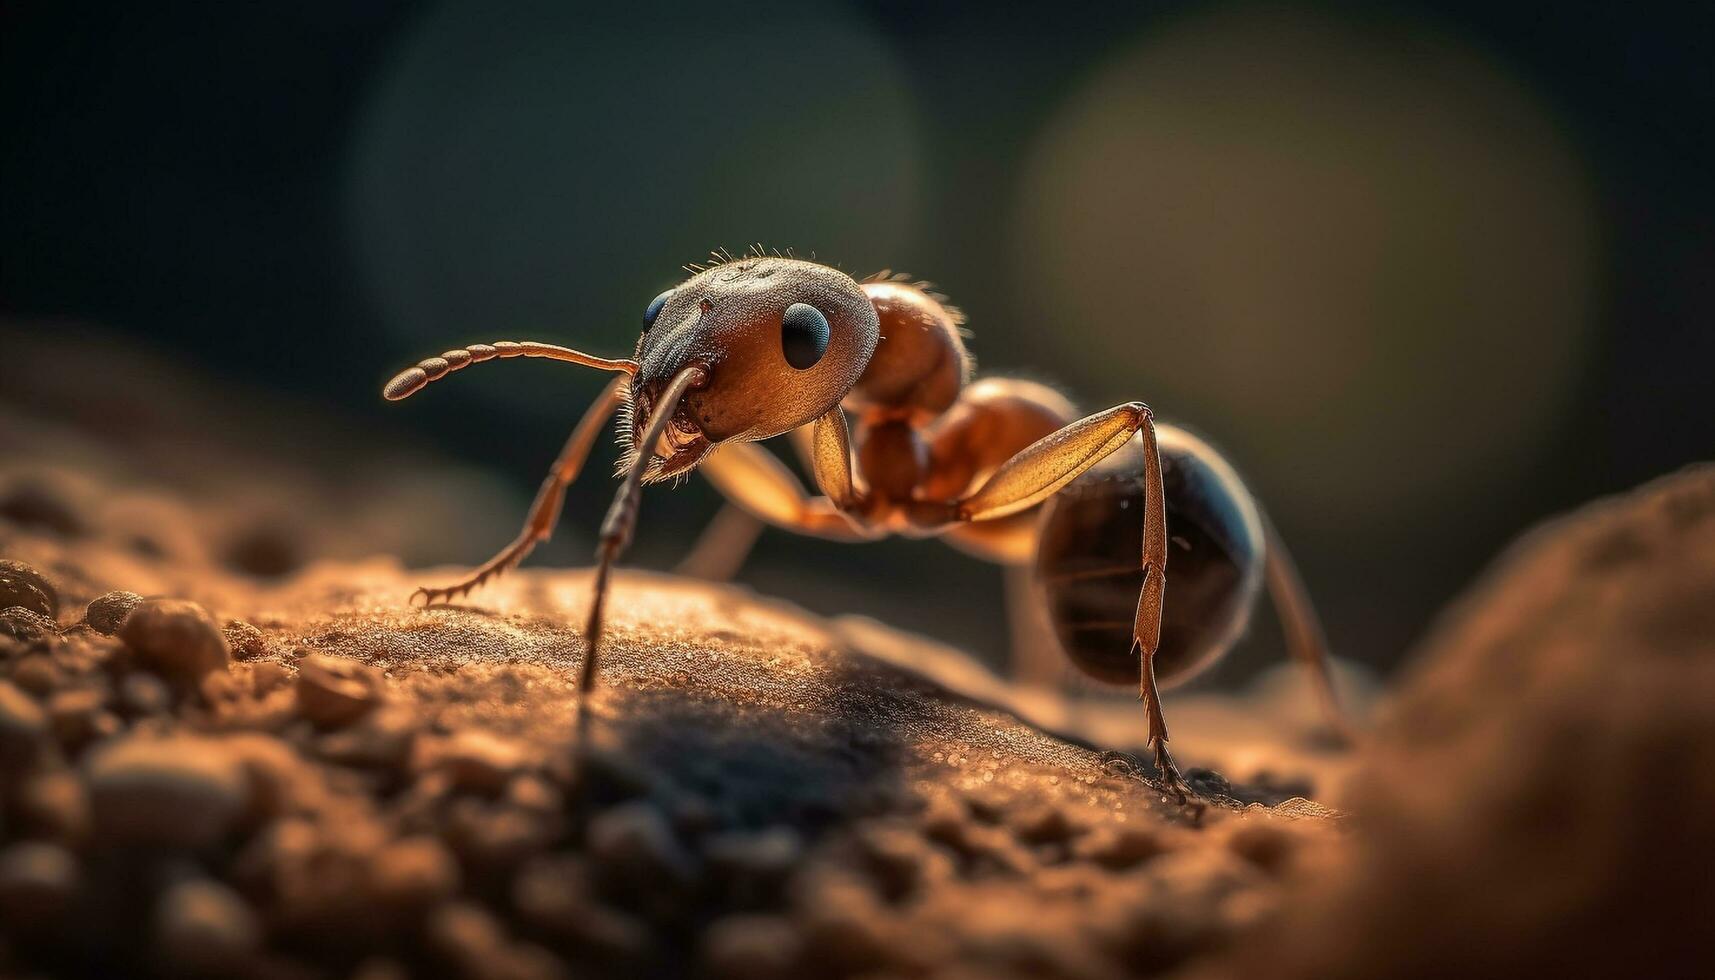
top-left (1016, 5), bottom-right (1598, 529)
top-left (345, 0), bottom-right (922, 413)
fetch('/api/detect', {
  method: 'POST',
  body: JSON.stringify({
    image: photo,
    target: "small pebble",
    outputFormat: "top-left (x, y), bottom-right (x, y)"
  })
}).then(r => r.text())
top-left (318, 703), bottom-right (419, 770)
top-left (11, 653), bottom-right (59, 695)
top-left (85, 734), bottom-right (248, 847)
top-left (919, 793), bottom-right (969, 846)
top-left (199, 669), bottom-right (245, 710)
top-left (670, 791), bottom-right (719, 835)
top-left (223, 686), bottom-right (299, 734)
top-left (119, 671), bottom-right (174, 716)
top-left (14, 769), bottom-right (91, 842)
top-left (506, 775), bottom-right (561, 813)
top-left (90, 711), bottom-right (123, 741)
top-left (0, 841), bottom-right (78, 925)
top-left (47, 686), bottom-right (109, 747)
top-left (0, 680), bottom-right (47, 768)
top-left (445, 799), bottom-right (556, 870)
top-left (247, 660), bottom-right (293, 695)
top-left (83, 590), bottom-right (143, 635)
top-left (705, 826), bottom-right (804, 883)
top-left (855, 826), bottom-right (931, 901)
top-left (426, 902), bottom-right (506, 970)
top-left (433, 729), bottom-right (531, 794)
top-left (512, 855), bottom-right (649, 957)
top-left (295, 653), bottom-right (383, 729)
top-left (1224, 821), bottom-right (1297, 876)
top-left (226, 733), bottom-right (322, 821)
top-left (587, 801), bottom-right (696, 888)
top-left (962, 786), bottom-right (1009, 824)
top-left (1011, 803), bottom-right (1080, 844)
top-left (1186, 768), bottom-right (1235, 799)
top-left (1074, 824), bottom-right (1170, 871)
top-left (1270, 796), bottom-right (1335, 820)
top-left (1140, 848), bottom-right (1269, 928)
top-left (223, 619), bottom-right (270, 660)
top-left (791, 870), bottom-right (896, 973)
top-left (349, 958), bottom-right (411, 980)
top-left (0, 559), bottom-right (58, 618)
top-left (155, 878), bottom-right (262, 973)
top-left (119, 598), bottom-right (231, 681)
top-left (235, 815), bottom-right (388, 933)
top-left (0, 606), bottom-right (58, 642)
top-left (368, 836), bottom-right (460, 909)
top-left (701, 914), bottom-right (803, 980)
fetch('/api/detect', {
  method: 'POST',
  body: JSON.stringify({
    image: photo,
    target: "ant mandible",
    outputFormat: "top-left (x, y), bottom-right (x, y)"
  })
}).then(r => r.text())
top-left (382, 248), bottom-right (1349, 799)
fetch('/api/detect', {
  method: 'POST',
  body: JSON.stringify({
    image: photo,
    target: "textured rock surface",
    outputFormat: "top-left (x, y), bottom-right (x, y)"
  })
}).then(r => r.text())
top-left (0, 525), bottom-right (1336, 979)
top-left (1200, 464), bottom-right (1715, 979)
top-left (0, 337), bottom-right (1362, 978)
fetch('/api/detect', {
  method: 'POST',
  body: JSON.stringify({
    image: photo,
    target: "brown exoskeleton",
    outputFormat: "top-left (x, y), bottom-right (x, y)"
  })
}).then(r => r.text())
top-left (382, 250), bottom-right (1349, 798)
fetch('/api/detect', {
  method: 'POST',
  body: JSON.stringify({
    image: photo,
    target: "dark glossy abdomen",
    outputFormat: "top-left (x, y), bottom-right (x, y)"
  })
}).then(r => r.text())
top-left (1034, 425), bottom-right (1264, 688)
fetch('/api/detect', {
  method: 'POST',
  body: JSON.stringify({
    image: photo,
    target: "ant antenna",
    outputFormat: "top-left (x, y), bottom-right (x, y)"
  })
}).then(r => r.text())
top-left (383, 341), bottom-right (639, 401)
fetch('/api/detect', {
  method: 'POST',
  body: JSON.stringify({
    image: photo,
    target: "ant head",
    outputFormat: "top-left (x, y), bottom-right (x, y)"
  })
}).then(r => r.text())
top-left (627, 257), bottom-right (879, 481)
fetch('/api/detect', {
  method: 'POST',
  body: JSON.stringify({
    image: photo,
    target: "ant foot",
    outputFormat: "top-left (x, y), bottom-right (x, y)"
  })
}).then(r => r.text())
top-left (1150, 740), bottom-right (1195, 803)
top-left (410, 584), bottom-right (468, 606)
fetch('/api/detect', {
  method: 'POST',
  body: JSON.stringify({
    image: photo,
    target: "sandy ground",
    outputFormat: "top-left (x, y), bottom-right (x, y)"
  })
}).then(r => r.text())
top-left (0, 503), bottom-right (1346, 980)
top-left (4, 330), bottom-right (1712, 978)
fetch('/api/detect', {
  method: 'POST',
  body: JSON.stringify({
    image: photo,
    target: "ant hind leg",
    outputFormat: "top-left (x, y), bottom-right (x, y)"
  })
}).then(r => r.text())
top-left (949, 401), bottom-right (1188, 800)
top-left (1262, 514), bottom-right (1359, 745)
top-left (1005, 563), bottom-right (1064, 689)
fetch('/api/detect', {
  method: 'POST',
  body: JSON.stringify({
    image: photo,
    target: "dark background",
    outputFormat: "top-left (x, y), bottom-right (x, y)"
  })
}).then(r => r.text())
top-left (4, 0), bottom-right (1711, 686)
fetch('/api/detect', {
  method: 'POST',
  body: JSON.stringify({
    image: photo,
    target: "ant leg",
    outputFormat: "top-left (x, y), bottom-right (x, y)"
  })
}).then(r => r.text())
top-left (698, 444), bottom-right (874, 538)
top-left (951, 402), bottom-right (1187, 799)
top-left (577, 365), bottom-right (706, 734)
top-left (1005, 563), bottom-right (1062, 688)
top-left (1138, 638), bottom-right (1191, 800)
top-left (674, 505), bottom-right (766, 581)
top-left (412, 376), bottom-right (628, 605)
top-left (694, 427), bottom-right (878, 541)
top-left (674, 418), bottom-right (845, 580)
top-left (1261, 513), bottom-right (1358, 743)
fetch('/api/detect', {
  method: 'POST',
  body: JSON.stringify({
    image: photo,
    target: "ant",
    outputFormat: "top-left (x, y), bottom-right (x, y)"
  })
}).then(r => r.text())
top-left (382, 249), bottom-right (1350, 798)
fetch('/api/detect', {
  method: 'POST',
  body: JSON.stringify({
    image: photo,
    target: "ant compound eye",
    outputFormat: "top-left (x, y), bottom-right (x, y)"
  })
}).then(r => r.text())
top-left (643, 290), bottom-right (673, 330)
top-left (781, 303), bottom-right (831, 370)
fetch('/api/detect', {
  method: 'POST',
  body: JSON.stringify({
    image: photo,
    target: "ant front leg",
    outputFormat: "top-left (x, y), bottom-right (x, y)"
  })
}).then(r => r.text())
top-left (412, 375), bottom-right (629, 605)
top-left (577, 365), bottom-right (707, 736)
top-left (950, 402), bottom-right (1188, 800)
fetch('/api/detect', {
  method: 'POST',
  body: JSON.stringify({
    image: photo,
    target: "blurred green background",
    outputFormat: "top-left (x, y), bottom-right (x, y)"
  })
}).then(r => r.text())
top-left (4, 0), bottom-right (1711, 685)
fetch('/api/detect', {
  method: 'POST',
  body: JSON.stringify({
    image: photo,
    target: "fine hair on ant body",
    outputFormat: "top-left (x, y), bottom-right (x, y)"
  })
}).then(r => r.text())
top-left (383, 247), bottom-right (1350, 798)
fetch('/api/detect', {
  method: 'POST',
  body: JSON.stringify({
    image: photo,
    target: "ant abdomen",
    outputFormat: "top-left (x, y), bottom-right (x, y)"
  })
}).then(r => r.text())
top-left (1035, 425), bottom-right (1265, 688)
